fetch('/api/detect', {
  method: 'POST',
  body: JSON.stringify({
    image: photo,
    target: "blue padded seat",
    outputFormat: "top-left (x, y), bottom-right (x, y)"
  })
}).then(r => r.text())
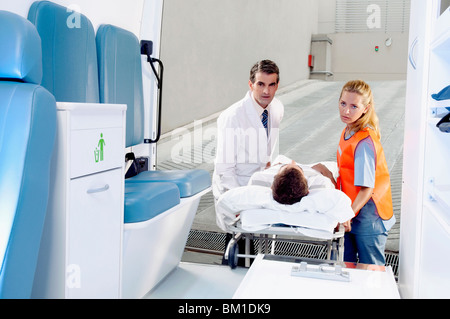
top-left (96, 24), bottom-right (183, 222)
top-left (96, 24), bottom-right (212, 198)
top-left (96, 24), bottom-right (144, 147)
top-left (0, 10), bottom-right (56, 298)
top-left (124, 182), bottom-right (180, 223)
top-left (127, 169), bottom-right (211, 198)
top-left (28, 1), bottom-right (99, 103)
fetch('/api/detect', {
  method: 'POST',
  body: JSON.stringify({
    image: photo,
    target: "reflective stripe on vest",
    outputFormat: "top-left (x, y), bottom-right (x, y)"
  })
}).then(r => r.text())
top-left (336, 127), bottom-right (393, 220)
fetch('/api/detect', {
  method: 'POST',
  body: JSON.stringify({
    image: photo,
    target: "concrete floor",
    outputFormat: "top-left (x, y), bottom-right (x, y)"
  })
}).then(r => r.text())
top-left (157, 79), bottom-right (405, 260)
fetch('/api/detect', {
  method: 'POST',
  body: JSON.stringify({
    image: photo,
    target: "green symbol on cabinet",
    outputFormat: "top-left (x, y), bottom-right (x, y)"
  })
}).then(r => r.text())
top-left (94, 133), bottom-right (106, 163)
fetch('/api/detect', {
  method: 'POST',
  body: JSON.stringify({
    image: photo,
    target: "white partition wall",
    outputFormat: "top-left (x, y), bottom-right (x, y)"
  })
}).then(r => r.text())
top-left (399, 0), bottom-right (450, 298)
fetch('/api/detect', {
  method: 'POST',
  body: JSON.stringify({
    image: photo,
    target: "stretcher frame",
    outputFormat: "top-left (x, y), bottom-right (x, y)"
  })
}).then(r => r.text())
top-left (223, 216), bottom-right (345, 268)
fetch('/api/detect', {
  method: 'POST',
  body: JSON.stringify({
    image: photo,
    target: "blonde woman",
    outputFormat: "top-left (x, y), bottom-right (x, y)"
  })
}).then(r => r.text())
top-left (314, 80), bottom-right (395, 265)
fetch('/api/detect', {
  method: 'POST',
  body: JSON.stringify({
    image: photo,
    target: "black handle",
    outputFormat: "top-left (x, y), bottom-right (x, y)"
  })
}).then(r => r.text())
top-left (146, 57), bottom-right (163, 143)
top-left (141, 40), bottom-right (163, 144)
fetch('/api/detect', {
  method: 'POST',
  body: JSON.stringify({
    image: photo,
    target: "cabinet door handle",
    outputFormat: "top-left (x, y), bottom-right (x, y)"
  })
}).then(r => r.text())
top-left (408, 37), bottom-right (418, 70)
top-left (86, 184), bottom-right (110, 194)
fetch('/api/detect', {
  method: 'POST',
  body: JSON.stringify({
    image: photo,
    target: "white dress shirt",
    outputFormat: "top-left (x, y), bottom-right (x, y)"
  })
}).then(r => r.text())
top-left (212, 91), bottom-right (284, 199)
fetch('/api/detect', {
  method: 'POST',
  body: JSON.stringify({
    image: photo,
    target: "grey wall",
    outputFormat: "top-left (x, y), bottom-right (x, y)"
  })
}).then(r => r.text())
top-left (317, 0), bottom-right (409, 81)
top-left (159, 0), bottom-right (319, 133)
top-left (158, 0), bottom-right (413, 133)
top-left (329, 32), bottom-right (409, 81)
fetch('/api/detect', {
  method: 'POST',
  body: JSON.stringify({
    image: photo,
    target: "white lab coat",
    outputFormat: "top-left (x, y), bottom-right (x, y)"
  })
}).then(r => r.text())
top-left (212, 91), bottom-right (284, 199)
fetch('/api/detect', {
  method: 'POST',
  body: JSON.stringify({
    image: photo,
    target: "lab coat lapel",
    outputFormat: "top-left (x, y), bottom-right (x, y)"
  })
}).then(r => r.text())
top-left (267, 108), bottom-right (279, 160)
top-left (243, 92), bottom-right (269, 161)
top-left (244, 92), bottom-right (263, 130)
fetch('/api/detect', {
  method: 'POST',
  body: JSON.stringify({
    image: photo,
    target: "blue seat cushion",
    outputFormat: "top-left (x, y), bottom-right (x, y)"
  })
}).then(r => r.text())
top-left (126, 169), bottom-right (211, 198)
top-left (124, 181), bottom-right (180, 223)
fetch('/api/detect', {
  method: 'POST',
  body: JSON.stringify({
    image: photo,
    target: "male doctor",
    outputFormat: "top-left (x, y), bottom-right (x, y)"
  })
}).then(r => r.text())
top-left (213, 60), bottom-right (284, 200)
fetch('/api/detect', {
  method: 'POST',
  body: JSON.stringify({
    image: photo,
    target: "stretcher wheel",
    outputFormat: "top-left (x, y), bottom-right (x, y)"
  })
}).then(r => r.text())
top-left (228, 242), bottom-right (239, 269)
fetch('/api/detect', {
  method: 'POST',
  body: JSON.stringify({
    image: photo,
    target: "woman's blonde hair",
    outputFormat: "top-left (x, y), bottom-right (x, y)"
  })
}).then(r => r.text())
top-left (340, 80), bottom-right (380, 138)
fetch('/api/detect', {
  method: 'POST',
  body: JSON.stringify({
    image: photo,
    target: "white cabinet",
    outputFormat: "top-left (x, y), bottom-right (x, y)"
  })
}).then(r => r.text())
top-left (400, 1), bottom-right (450, 298)
top-left (32, 102), bottom-right (126, 299)
top-left (419, 5), bottom-right (450, 298)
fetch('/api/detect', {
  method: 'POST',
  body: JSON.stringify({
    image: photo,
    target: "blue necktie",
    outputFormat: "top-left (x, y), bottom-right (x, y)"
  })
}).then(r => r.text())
top-left (262, 109), bottom-right (268, 136)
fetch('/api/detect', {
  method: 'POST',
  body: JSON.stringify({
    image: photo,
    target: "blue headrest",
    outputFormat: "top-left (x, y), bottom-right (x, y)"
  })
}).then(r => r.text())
top-left (96, 24), bottom-right (145, 147)
top-left (28, 1), bottom-right (99, 102)
top-left (0, 10), bottom-right (42, 84)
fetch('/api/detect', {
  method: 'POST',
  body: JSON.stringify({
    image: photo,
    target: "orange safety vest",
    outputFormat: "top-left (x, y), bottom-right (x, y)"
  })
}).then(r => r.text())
top-left (336, 127), bottom-right (393, 220)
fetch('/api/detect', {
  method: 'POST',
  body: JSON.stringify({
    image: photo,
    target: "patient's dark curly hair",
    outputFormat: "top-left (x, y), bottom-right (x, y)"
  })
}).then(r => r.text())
top-left (271, 167), bottom-right (309, 205)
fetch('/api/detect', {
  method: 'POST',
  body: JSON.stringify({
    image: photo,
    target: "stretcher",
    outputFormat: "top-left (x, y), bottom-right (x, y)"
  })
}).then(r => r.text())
top-left (215, 158), bottom-right (354, 269)
top-left (224, 217), bottom-right (346, 268)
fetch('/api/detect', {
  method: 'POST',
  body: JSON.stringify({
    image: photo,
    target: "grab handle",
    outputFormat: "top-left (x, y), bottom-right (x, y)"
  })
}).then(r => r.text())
top-left (408, 37), bottom-right (418, 70)
top-left (87, 184), bottom-right (110, 194)
top-left (146, 57), bottom-right (163, 143)
top-left (140, 40), bottom-right (164, 144)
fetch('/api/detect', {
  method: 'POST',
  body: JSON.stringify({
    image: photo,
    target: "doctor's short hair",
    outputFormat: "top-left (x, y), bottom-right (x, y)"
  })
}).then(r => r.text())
top-left (249, 60), bottom-right (280, 84)
top-left (271, 166), bottom-right (309, 205)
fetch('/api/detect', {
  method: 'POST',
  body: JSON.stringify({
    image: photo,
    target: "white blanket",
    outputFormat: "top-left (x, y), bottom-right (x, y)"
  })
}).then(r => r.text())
top-left (216, 185), bottom-right (354, 237)
top-left (238, 209), bottom-right (341, 239)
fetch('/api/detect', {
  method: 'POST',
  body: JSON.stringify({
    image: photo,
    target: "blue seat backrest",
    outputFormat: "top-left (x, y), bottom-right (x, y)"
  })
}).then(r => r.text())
top-left (0, 10), bottom-right (56, 298)
top-left (96, 24), bottom-right (212, 199)
top-left (96, 24), bottom-right (145, 147)
top-left (28, 1), bottom-right (99, 103)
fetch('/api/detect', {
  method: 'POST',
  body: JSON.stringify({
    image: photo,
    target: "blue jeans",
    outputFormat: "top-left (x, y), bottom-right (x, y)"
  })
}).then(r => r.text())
top-left (344, 232), bottom-right (388, 265)
top-left (343, 199), bottom-right (393, 265)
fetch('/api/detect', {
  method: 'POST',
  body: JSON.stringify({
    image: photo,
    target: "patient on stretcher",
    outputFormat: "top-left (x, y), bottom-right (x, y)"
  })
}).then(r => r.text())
top-left (271, 159), bottom-right (338, 205)
top-left (271, 160), bottom-right (310, 204)
top-left (215, 155), bottom-right (353, 235)
top-left (248, 155), bottom-right (338, 205)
